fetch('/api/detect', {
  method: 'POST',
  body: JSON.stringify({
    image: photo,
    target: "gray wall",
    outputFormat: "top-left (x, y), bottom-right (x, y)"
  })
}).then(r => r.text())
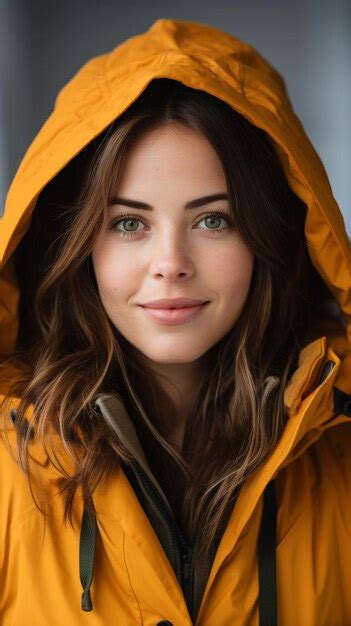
top-left (1, 0), bottom-right (350, 231)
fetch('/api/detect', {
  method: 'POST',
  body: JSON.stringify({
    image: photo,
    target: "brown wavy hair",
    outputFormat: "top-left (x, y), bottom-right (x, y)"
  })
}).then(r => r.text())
top-left (0, 78), bottom-right (339, 562)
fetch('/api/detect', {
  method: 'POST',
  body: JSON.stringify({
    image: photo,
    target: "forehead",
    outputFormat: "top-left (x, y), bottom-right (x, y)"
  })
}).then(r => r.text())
top-left (115, 123), bottom-right (227, 193)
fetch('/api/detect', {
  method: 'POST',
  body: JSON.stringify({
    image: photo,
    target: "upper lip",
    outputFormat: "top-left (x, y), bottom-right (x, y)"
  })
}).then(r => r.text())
top-left (139, 298), bottom-right (209, 309)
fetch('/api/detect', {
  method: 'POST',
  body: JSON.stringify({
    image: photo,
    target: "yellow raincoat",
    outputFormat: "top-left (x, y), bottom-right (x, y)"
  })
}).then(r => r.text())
top-left (1, 18), bottom-right (351, 626)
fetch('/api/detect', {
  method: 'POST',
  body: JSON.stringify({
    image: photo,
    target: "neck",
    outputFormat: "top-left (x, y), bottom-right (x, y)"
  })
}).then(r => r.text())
top-left (133, 353), bottom-right (211, 451)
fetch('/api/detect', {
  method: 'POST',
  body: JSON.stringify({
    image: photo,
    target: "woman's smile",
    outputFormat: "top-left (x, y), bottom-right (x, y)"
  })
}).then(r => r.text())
top-left (138, 301), bottom-right (210, 325)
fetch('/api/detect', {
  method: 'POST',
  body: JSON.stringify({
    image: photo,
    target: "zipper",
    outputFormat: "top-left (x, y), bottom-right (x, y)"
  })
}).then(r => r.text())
top-left (181, 544), bottom-right (194, 612)
top-left (129, 460), bottom-right (195, 619)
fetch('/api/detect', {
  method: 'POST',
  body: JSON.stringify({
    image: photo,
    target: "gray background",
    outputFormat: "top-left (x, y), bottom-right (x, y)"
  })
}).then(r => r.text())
top-left (1, 0), bottom-right (350, 231)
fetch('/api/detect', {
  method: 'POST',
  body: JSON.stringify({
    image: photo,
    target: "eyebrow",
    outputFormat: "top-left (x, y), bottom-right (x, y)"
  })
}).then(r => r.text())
top-left (107, 193), bottom-right (229, 210)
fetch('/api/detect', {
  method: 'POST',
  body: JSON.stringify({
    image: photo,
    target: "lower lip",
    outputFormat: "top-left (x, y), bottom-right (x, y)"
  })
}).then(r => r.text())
top-left (139, 302), bottom-right (209, 325)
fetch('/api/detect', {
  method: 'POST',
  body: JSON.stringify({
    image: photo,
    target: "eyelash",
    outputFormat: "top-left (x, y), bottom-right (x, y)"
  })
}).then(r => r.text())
top-left (107, 211), bottom-right (233, 238)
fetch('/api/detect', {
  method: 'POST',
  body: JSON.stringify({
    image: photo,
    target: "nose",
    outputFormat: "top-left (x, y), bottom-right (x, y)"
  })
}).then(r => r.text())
top-left (149, 232), bottom-right (194, 281)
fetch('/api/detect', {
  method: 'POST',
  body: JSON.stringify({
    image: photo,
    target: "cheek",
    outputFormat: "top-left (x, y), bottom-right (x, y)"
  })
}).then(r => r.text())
top-left (209, 241), bottom-right (254, 300)
top-left (91, 242), bottom-right (135, 302)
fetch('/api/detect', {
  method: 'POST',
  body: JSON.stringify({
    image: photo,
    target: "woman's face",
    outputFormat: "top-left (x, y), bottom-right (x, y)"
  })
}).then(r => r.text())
top-left (91, 122), bottom-right (254, 369)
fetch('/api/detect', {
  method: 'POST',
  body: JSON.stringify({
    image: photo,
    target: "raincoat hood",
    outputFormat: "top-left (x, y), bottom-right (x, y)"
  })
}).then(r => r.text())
top-left (1, 18), bottom-right (351, 626)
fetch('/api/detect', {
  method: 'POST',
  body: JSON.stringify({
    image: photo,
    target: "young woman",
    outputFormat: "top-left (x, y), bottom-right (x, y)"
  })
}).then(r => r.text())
top-left (1, 18), bottom-right (351, 626)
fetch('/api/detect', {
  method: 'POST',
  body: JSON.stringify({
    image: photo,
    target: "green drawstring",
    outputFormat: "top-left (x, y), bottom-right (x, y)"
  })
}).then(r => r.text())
top-left (79, 506), bottom-right (97, 611)
top-left (258, 479), bottom-right (277, 626)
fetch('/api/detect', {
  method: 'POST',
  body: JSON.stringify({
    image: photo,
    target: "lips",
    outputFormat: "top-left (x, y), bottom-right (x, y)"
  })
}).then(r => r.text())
top-left (139, 301), bottom-right (209, 325)
top-left (140, 298), bottom-right (209, 309)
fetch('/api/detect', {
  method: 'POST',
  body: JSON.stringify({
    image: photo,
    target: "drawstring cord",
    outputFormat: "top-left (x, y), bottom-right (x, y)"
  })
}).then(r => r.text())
top-left (79, 506), bottom-right (97, 611)
top-left (258, 479), bottom-right (277, 625)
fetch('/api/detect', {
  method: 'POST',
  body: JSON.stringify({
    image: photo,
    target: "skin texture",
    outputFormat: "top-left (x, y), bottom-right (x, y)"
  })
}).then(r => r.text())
top-left (91, 122), bottom-right (254, 450)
